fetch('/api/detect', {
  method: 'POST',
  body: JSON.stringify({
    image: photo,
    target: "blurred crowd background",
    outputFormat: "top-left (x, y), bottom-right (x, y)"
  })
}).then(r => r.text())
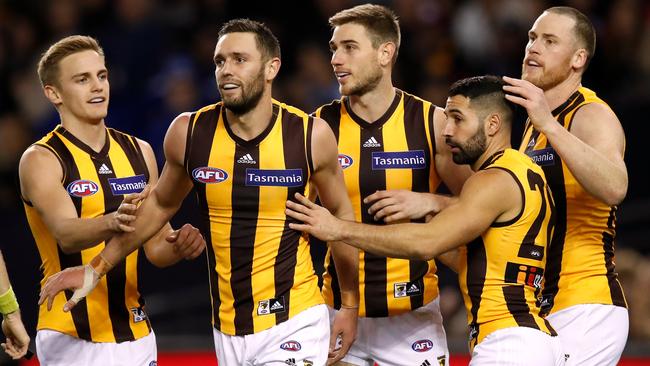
top-left (1, 0), bottom-right (649, 363)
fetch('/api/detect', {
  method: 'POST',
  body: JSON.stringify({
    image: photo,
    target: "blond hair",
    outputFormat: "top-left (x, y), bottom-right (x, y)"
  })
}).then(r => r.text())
top-left (37, 35), bottom-right (104, 87)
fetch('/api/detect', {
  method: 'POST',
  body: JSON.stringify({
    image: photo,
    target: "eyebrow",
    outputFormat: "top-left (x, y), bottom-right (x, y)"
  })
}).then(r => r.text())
top-left (529, 30), bottom-right (560, 40)
top-left (329, 39), bottom-right (359, 48)
top-left (214, 51), bottom-right (250, 62)
top-left (70, 69), bottom-right (107, 79)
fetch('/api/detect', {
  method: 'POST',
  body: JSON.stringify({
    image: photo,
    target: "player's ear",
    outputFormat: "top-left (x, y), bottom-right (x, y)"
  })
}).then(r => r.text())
top-left (266, 57), bottom-right (281, 81)
top-left (44, 85), bottom-right (63, 106)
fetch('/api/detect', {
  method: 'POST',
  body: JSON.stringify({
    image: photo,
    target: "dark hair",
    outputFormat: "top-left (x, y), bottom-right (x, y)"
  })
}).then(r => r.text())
top-left (449, 75), bottom-right (514, 124)
top-left (329, 4), bottom-right (400, 62)
top-left (546, 6), bottom-right (596, 69)
top-left (38, 35), bottom-right (104, 87)
top-left (218, 18), bottom-right (281, 61)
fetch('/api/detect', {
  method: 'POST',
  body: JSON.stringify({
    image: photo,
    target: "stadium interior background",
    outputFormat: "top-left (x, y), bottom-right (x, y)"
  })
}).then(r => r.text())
top-left (1, 0), bottom-right (649, 365)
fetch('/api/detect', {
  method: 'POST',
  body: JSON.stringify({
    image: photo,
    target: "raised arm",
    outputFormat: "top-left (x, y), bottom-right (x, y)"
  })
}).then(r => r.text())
top-left (38, 113), bottom-right (197, 311)
top-left (364, 107), bottom-right (472, 223)
top-left (288, 168), bottom-right (519, 260)
top-left (135, 138), bottom-right (204, 268)
top-left (503, 76), bottom-right (627, 205)
top-left (308, 117), bottom-right (359, 364)
top-left (19, 146), bottom-right (139, 253)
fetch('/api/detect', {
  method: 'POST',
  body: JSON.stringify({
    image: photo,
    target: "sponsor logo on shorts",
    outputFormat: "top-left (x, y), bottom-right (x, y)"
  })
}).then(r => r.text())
top-left (280, 340), bottom-right (301, 351)
top-left (394, 280), bottom-right (424, 298)
top-left (372, 150), bottom-right (426, 170)
top-left (338, 154), bottom-right (353, 169)
top-left (284, 358), bottom-right (296, 366)
top-left (420, 359), bottom-right (431, 366)
top-left (411, 339), bottom-right (434, 352)
top-left (108, 174), bottom-right (147, 195)
top-left (192, 167), bottom-right (228, 184)
top-left (67, 180), bottom-right (99, 197)
top-left (527, 147), bottom-right (556, 166)
top-left (257, 296), bottom-right (286, 315)
top-left (130, 307), bottom-right (148, 323)
top-left (245, 169), bottom-right (303, 187)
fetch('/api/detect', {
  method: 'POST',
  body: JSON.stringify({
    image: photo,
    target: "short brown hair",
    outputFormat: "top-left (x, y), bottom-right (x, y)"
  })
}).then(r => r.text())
top-left (218, 19), bottom-right (281, 61)
top-left (37, 35), bottom-right (104, 87)
top-left (329, 4), bottom-right (401, 62)
top-left (546, 6), bottom-right (596, 69)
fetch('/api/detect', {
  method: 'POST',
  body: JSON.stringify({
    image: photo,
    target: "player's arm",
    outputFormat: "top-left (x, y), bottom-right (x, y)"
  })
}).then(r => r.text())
top-left (38, 113), bottom-right (196, 311)
top-left (503, 76), bottom-right (627, 205)
top-left (0, 251), bottom-right (30, 360)
top-left (308, 117), bottom-right (359, 363)
top-left (136, 138), bottom-right (205, 268)
top-left (19, 146), bottom-right (137, 253)
top-left (288, 168), bottom-right (519, 260)
top-left (364, 107), bottom-right (471, 223)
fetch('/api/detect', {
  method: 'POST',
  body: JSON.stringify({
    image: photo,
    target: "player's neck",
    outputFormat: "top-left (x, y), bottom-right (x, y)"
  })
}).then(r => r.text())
top-left (224, 91), bottom-right (275, 141)
top-left (60, 114), bottom-right (107, 152)
top-left (544, 73), bottom-right (582, 111)
top-left (471, 136), bottom-right (511, 171)
top-left (347, 79), bottom-right (396, 123)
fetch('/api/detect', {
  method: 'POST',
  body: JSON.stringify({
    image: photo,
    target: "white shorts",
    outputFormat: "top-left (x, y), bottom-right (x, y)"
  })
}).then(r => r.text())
top-left (547, 304), bottom-right (628, 366)
top-left (213, 304), bottom-right (329, 366)
top-left (470, 326), bottom-right (564, 366)
top-left (36, 329), bottom-right (157, 366)
top-left (328, 297), bottom-right (449, 366)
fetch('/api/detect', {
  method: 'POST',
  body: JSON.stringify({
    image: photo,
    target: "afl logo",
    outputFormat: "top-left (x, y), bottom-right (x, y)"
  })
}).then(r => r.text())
top-left (411, 339), bottom-right (433, 352)
top-left (67, 180), bottom-right (99, 197)
top-left (192, 167), bottom-right (228, 184)
top-left (338, 154), bottom-right (353, 170)
top-left (280, 340), bottom-right (301, 351)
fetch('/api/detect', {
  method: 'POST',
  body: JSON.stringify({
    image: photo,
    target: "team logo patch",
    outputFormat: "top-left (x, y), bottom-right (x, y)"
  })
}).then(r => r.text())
top-left (394, 280), bottom-right (424, 298)
top-left (245, 169), bottom-right (303, 187)
top-left (437, 355), bottom-right (446, 366)
top-left (411, 339), bottom-right (434, 352)
top-left (257, 296), bottom-right (286, 315)
top-left (67, 180), bottom-right (99, 197)
top-left (527, 147), bottom-right (556, 166)
top-left (372, 150), bottom-right (426, 170)
top-left (130, 306), bottom-right (148, 323)
top-left (192, 167), bottom-right (228, 184)
top-left (280, 340), bottom-right (301, 351)
top-left (504, 262), bottom-right (544, 289)
top-left (338, 154), bottom-right (353, 169)
top-left (108, 174), bottom-right (146, 195)
top-left (303, 361), bottom-right (313, 366)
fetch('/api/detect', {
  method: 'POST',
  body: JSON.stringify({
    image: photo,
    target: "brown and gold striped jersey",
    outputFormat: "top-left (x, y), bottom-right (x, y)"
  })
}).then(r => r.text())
top-left (459, 149), bottom-right (556, 350)
top-left (520, 87), bottom-right (627, 315)
top-left (314, 90), bottom-right (441, 317)
top-left (184, 100), bottom-right (322, 336)
top-left (24, 125), bottom-right (151, 343)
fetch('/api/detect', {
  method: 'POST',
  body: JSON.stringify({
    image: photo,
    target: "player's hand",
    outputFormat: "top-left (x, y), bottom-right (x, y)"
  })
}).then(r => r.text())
top-left (328, 307), bottom-right (358, 365)
top-left (166, 224), bottom-right (205, 260)
top-left (286, 193), bottom-right (342, 242)
top-left (502, 76), bottom-right (557, 135)
top-left (1, 310), bottom-right (30, 359)
top-left (110, 185), bottom-right (151, 233)
top-left (38, 264), bottom-right (100, 312)
top-left (365, 190), bottom-right (437, 223)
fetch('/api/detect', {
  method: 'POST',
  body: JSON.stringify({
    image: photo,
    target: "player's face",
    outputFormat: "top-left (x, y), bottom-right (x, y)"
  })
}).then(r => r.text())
top-left (443, 95), bottom-right (487, 165)
top-left (214, 32), bottom-right (267, 115)
top-left (48, 50), bottom-right (109, 124)
top-left (329, 23), bottom-right (383, 97)
top-left (522, 12), bottom-right (579, 91)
